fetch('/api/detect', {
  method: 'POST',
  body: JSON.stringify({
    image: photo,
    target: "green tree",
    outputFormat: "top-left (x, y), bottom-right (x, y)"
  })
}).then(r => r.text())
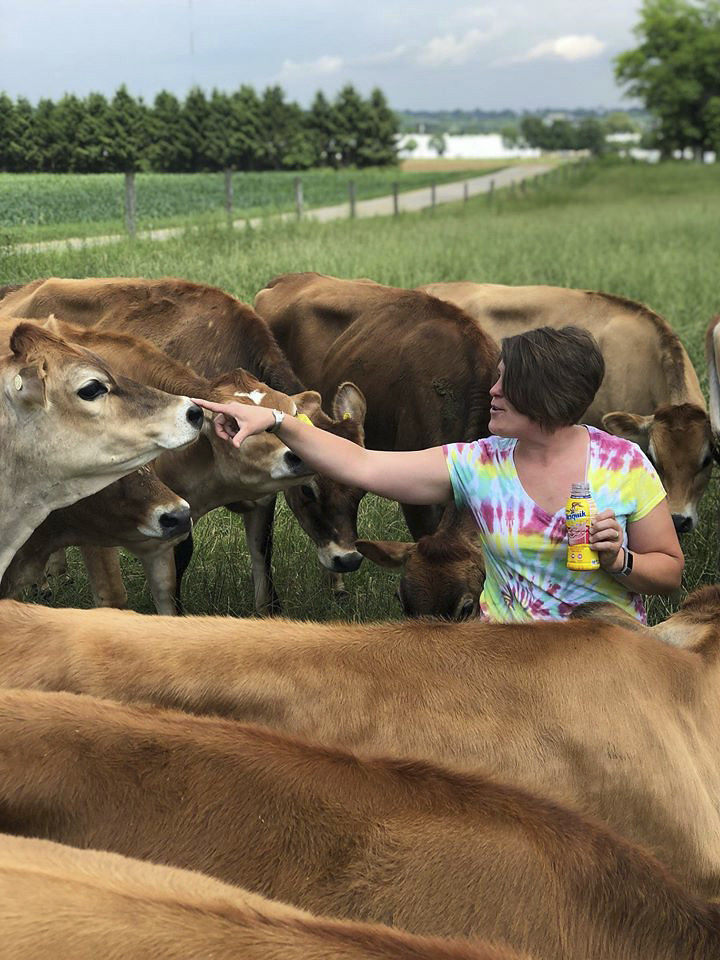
top-left (615, 0), bottom-right (720, 158)
top-left (74, 92), bottom-right (112, 172)
top-left (6, 97), bottom-right (39, 172)
top-left (308, 90), bottom-right (339, 167)
top-left (229, 85), bottom-right (263, 171)
top-left (147, 90), bottom-right (189, 171)
top-left (105, 85), bottom-right (149, 172)
top-left (428, 132), bottom-right (447, 157)
top-left (52, 94), bottom-right (87, 171)
top-left (333, 84), bottom-right (365, 166)
top-left (257, 86), bottom-right (313, 170)
top-left (355, 88), bottom-right (399, 167)
top-left (180, 86), bottom-right (212, 171)
top-left (0, 93), bottom-right (14, 170)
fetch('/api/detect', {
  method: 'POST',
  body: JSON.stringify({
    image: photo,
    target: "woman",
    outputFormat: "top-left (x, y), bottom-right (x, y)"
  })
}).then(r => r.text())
top-left (194, 326), bottom-right (683, 623)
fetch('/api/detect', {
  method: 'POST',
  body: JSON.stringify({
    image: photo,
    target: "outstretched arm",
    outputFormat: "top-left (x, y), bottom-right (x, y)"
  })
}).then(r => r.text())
top-left (193, 398), bottom-right (452, 506)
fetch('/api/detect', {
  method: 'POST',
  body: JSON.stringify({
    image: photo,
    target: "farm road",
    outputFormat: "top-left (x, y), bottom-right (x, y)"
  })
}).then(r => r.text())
top-left (14, 163), bottom-right (553, 254)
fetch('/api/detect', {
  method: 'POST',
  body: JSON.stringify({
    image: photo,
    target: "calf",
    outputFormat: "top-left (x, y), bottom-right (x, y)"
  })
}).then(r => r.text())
top-left (0, 322), bottom-right (201, 581)
top-left (0, 688), bottom-right (718, 960)
top-left (0, 467), bottom-right (190, 606)
top-left (1, 595), bottom-right (720, 894)
top-left (0, 835), bottom-right (519, 960)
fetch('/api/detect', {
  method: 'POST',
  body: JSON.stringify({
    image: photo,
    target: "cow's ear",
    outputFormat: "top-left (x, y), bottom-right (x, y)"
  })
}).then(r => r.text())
top-left (355, 539), bottom-right (414, 568)
top-left (292, 390), bottom-right (322, 421)
top-left (602, 411), bottom-right (653, 447)
top-left (333, 381), bottom-right (366, 426)
top-left (10, 363), bottom-right (48, 408)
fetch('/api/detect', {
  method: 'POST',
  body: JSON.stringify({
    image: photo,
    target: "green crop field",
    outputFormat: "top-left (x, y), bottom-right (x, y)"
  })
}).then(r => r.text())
top-left (0, 166), bottom-right (499, 243)
top-left (2, 158), bottom-right (720, 624)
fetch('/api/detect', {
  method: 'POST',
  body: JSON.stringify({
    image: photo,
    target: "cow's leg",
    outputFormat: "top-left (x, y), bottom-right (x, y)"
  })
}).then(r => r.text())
top-left (136, 544), bottom-right (178, 616)
top-left (323, 568), bottom-right (349, 600)
top-left (80, 546), bottom-right (128, 609)
top-left (242, 496), bottom-right (281, 616)
top-left (400, 503), bottom-right (444, 541)
top-left (173, 532), bottom-right (195, 615)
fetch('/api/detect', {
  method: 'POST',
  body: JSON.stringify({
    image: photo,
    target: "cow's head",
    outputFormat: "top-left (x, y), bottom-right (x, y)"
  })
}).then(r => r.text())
top-left (285, 382), bottom-right (367, 574)
top-left (2, 322), bottom-right (203, 484)
top-left (206, 371), bottom-right (319, 497)
top-left (357, 528), bottom-right (485, 620)
top-left (650, 585), bottom-right (720, 652)
top-left (602, 403), bottom-right (712, 534)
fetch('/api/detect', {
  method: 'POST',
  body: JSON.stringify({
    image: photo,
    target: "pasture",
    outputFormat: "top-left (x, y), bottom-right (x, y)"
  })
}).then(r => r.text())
top-left (2, 158), bottom-right (719, 622)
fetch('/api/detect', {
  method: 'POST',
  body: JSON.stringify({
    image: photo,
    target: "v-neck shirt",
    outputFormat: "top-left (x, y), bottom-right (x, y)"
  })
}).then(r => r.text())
top-left (443, 425), bottom-right (666, 623)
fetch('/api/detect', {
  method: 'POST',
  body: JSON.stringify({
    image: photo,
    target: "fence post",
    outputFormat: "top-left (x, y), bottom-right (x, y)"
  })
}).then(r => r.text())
top-left (463, 181), bottom-right (469, 203)
top-left (224, 168), bottom-right (233, 227)
top-left (487, 178), bottom-right (495, 205)
top-left (348, 180), bottom-right (356, 219)
top-left (431, 180), bottom-right (436, 210)
top-left (124, 171), bottom-right (136, 238)
top-left (294, 176), bottom-right (303, 220)
top-left (520, 179), bottom-right (526, 196)
top-left (392, 181), bottom-right (399, 216)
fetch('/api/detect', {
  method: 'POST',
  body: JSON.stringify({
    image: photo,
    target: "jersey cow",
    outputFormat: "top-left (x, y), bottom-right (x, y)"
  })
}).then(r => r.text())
top-left (1, 835), bottom-right (518, 960)
top-left (1, 592), bottom-right (719, 895)
top-left (419, 282), bottom-right (712, 535)
top-left (36, 317), bottom-right (322, 614)
top-left (255, 272), bottom-right (498, 540)
top-left (0, 322), bottom-right (201, 582)
top-left (0, 277), bottom-right (367, 608)
top-left (0, 688), bottom-right (719, 960)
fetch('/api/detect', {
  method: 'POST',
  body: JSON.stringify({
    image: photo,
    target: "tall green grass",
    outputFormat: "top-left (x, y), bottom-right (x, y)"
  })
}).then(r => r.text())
top-left (2, 158), bottom-right (719, 623)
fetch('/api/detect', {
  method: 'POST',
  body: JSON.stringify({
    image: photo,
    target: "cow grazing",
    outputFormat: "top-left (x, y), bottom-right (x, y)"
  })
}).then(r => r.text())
top-left (255, 272), bottom-right (499, 541)
top-left (419, 282), bottom-right (712, 534)
top-left (0, 277), bottom-right (368, 604)
top-left (357, 505), bottom-right (484, 619)
top-left (1, 688), bottom-right (719, 960)
top-left (0, 466), bottom-right (190, 604)
top-left (1, 595), bottom-right (720, 894)
top-left (0, 322), bottom-right (201, 582)
top-left (0, 835), bottom-right (523, 960)
top-left (34, 317), bottom-right (320, 614)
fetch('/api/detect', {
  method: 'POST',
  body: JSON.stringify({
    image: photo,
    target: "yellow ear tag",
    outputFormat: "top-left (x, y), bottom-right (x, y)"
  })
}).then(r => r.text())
top-left (13, 375), bottom-right (22, 391)
top-left (342, 412), bottom-right (351, 421)
top-left (295, 413), bottom-right (313, 427)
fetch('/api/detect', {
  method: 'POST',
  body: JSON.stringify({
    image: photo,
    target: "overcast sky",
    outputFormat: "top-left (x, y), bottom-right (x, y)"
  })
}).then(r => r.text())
top-left (0, 1), bottom-right (643, 111)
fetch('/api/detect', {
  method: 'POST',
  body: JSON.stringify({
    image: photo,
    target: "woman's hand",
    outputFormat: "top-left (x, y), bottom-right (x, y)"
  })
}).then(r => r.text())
top-left (191, 398), bottom-right (275, 447)
top-left (590, 508), bottom-right (624, 573)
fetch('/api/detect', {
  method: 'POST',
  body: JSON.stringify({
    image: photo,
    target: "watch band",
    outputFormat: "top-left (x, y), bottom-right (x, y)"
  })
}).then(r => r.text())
top-left (617, 548), bottom-right (634, 577)
top-left (265, 409), bottom-right (286, 434)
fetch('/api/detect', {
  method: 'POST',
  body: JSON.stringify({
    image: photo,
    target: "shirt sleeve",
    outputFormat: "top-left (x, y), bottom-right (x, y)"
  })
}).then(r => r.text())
top-left (627, 447), bottom-right (667, 523)
top-left (443, 440), bottom-right (488, 510)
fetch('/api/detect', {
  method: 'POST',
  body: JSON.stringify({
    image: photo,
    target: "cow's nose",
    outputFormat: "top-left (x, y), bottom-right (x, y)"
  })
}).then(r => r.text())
top-left (186, 404), bottom-right (204, 429)
top-left (284, 452), bottom-right (308, 474)
top-left (671, 514), bottom-right (694, 534)
top-left (329, 551), bottom-right (363, 573)
top-left (159, 505), bottom-right (192, 537)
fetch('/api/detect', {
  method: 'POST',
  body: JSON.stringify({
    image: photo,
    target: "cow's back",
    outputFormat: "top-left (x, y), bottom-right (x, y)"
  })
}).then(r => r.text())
top-left (420, 282), bottom-right (705, 418)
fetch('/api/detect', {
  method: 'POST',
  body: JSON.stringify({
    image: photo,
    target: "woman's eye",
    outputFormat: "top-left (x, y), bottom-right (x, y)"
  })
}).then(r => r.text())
top-left (77, 380), bottom-right (109, 401)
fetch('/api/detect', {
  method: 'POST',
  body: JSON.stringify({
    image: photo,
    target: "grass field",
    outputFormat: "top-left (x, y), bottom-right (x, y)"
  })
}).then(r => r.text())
top-left (0, 166), bottom-right (502, 244)
top-left (2, 157), bottom-right (719, 623)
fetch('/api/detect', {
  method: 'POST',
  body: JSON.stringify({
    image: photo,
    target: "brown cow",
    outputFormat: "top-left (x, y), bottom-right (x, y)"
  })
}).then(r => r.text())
top-left (1, 687), bottom-right (718, 960)
top-left (0, 277), bottom-right (368, 603)
top-left (35, 317), bottom-right (324, 614)
top-left (0, 466), bottom-right (191, 604)
top-left (1, 835), bottom-right (520, 960)
top-left (1, 595), bottom-right (719, 894)
top-left (356, 505), bottom-right (484, 620)
top-left (418, 282), bottom-right (711, 535)
top-left (0, 323), bottom-right (202, 582)
top-left (254, 272), bottom-right (498, 554)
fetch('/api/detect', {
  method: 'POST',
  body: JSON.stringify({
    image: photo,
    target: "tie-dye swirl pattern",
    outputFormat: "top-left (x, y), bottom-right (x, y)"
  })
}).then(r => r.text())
top-left (443, 426), bottom-right (666, 623)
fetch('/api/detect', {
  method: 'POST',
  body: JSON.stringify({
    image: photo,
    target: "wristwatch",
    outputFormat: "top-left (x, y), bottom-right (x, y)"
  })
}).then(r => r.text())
top-left (616, 548), bottom-right (634, 577)
top-left (265, 409), bottom-right (286, 434)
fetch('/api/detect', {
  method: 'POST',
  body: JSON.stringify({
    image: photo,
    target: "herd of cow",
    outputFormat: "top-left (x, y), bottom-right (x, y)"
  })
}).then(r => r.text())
top-left (1, 273), bottom-right (720, 958)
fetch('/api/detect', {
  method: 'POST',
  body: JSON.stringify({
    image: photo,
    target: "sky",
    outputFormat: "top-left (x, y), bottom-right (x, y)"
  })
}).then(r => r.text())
top-left (0, 1), bottom-right (643, 112)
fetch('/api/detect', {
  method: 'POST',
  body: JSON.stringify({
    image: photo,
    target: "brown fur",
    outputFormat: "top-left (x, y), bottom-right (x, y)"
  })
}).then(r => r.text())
top-left (0, 687), bottom-right (718, 960)
top-left (0, 835), bottom-right (520, 960)
top-left (1, 596), bottom-right (720, 894)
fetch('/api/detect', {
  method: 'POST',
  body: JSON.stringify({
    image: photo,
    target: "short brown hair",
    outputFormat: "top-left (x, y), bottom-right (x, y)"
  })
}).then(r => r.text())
top-left (500, 326), bottom-right (605, 431)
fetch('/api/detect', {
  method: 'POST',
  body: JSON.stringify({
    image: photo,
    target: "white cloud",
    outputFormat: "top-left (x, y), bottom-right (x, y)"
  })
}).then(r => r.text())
top-left (517, 34), bottom-right (606, 63)
top-left (276, 55), bottom-right (343, 81)
top-left (359, 44), bottom-right (409, 66)
top-left (417, 28), bottom-right (492, 67)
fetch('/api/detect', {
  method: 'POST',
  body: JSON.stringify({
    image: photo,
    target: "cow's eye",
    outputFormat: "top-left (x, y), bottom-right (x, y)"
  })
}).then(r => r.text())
top-left (700, 454), bottom-right (714, 472)
top-left (77, 380), bottom-right (108, 401)
top-left (300, 484), bottom-right (318, 501)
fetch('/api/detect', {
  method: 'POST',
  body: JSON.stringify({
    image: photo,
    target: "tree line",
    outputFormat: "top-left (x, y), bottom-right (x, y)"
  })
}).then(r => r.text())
top-left (0, 83), bottom-right (400, 174)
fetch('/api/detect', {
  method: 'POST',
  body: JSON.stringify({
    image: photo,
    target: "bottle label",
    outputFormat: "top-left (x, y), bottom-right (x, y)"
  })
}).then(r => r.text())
top-left (566, 496), bottom-right (599, 570)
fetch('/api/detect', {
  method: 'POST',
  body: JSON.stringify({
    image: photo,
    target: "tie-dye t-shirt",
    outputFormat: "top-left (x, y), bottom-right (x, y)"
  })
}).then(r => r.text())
top-left (443, 426), bottom-right (666, 623)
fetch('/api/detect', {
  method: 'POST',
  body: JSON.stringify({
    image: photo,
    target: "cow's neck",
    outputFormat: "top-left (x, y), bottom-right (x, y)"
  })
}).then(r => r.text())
top-left (0, 485), bottom-right (52, 582)
top-left (154, 435), bottom-right (223, 519)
